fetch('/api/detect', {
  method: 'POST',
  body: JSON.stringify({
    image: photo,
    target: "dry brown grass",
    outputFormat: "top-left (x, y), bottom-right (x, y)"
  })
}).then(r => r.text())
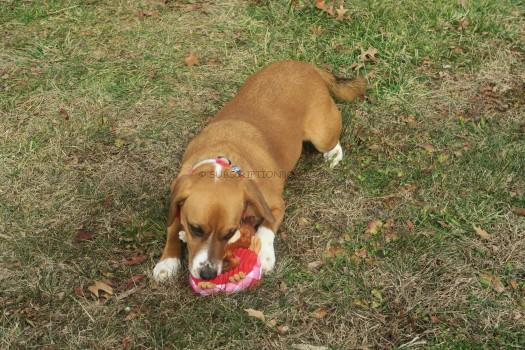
top-left (1, 0), bottom-right (525, 349)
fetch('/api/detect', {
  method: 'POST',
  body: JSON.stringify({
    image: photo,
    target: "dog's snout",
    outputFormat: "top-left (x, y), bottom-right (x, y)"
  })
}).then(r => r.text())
top-left (200, 266), bottom-right (218, 280)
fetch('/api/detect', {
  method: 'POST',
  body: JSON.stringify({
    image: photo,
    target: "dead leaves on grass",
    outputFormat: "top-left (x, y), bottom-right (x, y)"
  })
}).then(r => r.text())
top-left (365, 220), bottom-right (383, 235)
top-left (88, 280), bottom-right (114, 298)
top-left (335, 5), bottom-right (348, 21)
top-left (244, 308), bottom-right (266, 322)
top-left (73, 229), bottom-right (96, 243)
top-left (307, 260), bottom-right (324, 270)
top-left (244, 308), bottom-right (290, 333)
top-left (312, 307), bottom-right (328, 319)
top-left (184, 52), bottom-right (199, 67)
top-left (359, 47), bottom-right (379, 63)
top-left (473, 225), bottom-right (490, 240)
top-left (479, 273), bottom-right (505, 293)
top-left (122, 252), bottom-right (147, 266)
top-left (137, 10), bottom-right (160, 18)
top-left (315, 1), bottom-right (349, 21)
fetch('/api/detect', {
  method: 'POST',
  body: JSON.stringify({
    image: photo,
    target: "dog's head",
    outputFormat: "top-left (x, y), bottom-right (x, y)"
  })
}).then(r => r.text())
top-left (167, 173), bottom-right (274, 279)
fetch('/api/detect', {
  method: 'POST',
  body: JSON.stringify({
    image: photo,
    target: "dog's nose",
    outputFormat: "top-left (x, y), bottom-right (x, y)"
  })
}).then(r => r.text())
top-left (200, 266), bottom-right (217, 280)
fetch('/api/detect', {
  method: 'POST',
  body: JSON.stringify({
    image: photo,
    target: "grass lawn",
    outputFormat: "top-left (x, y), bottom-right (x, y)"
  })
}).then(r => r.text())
top-left (1, 0), bottom-right (524, 348)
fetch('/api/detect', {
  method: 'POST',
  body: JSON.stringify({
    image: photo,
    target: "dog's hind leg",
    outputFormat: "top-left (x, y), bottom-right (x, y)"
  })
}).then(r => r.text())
top-left (303, 95), bottom-right (343, 168)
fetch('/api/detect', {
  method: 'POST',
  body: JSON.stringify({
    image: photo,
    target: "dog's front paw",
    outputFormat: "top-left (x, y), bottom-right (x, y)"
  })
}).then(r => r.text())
top-left (256, 227), bottom-right (276, 273)
top-left (153, 258), bottom-right (181, 282)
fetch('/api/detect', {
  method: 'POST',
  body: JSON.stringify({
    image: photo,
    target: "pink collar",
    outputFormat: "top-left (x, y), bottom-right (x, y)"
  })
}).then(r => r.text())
top-left (191, 156), bottom-right (244, 178)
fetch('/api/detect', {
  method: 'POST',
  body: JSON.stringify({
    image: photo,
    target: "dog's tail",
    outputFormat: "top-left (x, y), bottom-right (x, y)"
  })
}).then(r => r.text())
top-left (315, 68), bottom-right (366, 102)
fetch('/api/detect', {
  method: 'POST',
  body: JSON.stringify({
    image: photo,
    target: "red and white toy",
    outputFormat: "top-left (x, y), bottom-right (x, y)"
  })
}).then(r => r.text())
top-left (189, 223), bottom-right (262, 296)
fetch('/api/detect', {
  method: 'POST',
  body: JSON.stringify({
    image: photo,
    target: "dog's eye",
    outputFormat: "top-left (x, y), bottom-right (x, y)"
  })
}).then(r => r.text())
top-left (189, 224), bottom-right (204, 238)
top-left (223, 228), bottom-right (237, 241)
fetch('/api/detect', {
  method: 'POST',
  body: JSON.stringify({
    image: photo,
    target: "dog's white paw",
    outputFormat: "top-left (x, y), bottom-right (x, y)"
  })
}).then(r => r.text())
top-left (323, 142), bottom-right (343, 168)
top-left (256, 226), bottom-right (276, 273)
top-left (153, 258), bottom-right (181, 282)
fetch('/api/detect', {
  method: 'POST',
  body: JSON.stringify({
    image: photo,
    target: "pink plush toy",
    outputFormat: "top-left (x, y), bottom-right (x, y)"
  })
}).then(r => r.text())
top-left (189, 224), bottom-right (262, 296)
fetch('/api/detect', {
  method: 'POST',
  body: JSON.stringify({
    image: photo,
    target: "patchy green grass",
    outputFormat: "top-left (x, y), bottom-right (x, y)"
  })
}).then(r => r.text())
top-left (1, 0), bottom-right (524, 348)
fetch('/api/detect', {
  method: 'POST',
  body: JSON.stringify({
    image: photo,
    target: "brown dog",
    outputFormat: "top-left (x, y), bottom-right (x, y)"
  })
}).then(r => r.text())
top-left (153, 61), bottom-right (365, 282)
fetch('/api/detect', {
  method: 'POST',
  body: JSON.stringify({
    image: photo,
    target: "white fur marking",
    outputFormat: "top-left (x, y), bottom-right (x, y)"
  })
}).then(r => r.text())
top-left (256, 226), bottom-right (276, 273)
top-left (178, 230), bottom-right (187, 243)
top-left (227, 229), bottom-right (241, 244)
top-left (153, 258), bottom-right (181, 282)
top-left (190, 235), bottom-right (212, 278)
top-left (323, 142), bottom-right (343, 168)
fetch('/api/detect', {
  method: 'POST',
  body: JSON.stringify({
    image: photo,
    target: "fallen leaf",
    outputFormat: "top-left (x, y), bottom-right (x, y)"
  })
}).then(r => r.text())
top-left (244, 308), bottom-right (265, 322)
top-left (266, 319), bottom-right (277, 327)
top-left (451, 46), bottom-right (464, 54)
top-left (385, 231), bottom-right (399, 242)
top-left (123, 274), bottom-right (146, 290)
top-left (458, 18), bottom-right (469, 30)
top-left (350, 62), bottom-right (364, 70)
top-left (116, 287), bottom-right (139, 301)
top-left (335, 4), bottom-right (348, 20)
top-left (354, 247), bottom-right (368, 258)
top-left (371, 289), bottom-right (383, 302)
top-left (74, 286), bottom-right (85, 298)
top-left (124, 310), bottom-right (138, 321)
top-left (473, 225), bottom-right (490, 240)
top-left (480, 273), bottom-right (505, 293)
top-left (406, 220), bottom-right (414, 231)
top-left (276, 325), bottom-right (289, 334)
top-left (510, 279), bottom-right (518, 290)
top-left (56, 291), bottom-right (65, 301)
top-left (122, 336), bottom-right (130, 349)
top-left (167, 96), bottom-right (177, 108)
top-left (402, 115), bottom-right (417, 124)
top-left (292, 345), bottom-right (328, 350)
top-left (59, 108), bottom-right (69, 120)
top-left (114, 138), bottom-right (126, 148)
top-left (365, 220), bottom-right (383, 235)
top-left (341, 233), bottom-right (352, 241)
top-left (184, 52), bottom-right (199, 67)
top-left (88, 280), bottom-right (114, 298)
top-left (359, 47), bottom-right (379, 62)
top-left (421, 143), bottom-right (435, 153)
top-left (297, 217), bottom-right (310, 227)
top-left (315, 1), bottom-right (335, 16)
top-left (279, 281), bottom-right (288, 291)
top-left (511, 208), bottom-right (525, 216)
top-left (123, 253), bottom-right (147, 266)
top-left (137, 10), bottom-right (159, 18)
top-left (74, 229), bottom-right (96, 243)
top-left (312, 308), bottom-right (328, 319)
top-left (102, 196), bottom-right (111, 209)
top-left (430, 315), bottom-right (440, 324)
top-left (307, 260), bottom-right (323, 270)
top-left (310, 26), bottom-right (324, 36)
top-left (324, 246), bottom-right (344, 258)
top-left (352, 298), bottom-right (369, 308)
top-left (315, 0), bottom-right (326, 10)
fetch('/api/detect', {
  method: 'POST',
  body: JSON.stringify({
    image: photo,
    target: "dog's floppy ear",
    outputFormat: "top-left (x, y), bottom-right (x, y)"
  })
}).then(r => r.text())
top-left (243, 180), bottom-right (275, 227)
top-left (167, 175), bottom-right (193, 227)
